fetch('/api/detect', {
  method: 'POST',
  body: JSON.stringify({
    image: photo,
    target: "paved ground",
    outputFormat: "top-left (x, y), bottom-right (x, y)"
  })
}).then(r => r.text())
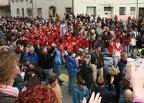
top-left (59, 57), bottom-right (143, 103)
top-left (60, 65), bottom-right (73, 103)
top-left (41, 57), bottom-right (143, 103)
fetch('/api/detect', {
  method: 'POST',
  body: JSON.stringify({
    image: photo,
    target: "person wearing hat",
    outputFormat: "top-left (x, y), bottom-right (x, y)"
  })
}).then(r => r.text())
top-left (22, 46), bottom-right (38, 64)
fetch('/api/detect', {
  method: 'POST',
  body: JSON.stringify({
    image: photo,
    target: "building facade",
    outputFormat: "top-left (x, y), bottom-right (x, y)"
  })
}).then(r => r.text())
top-left (0, 0), bottom-right (10, 16)
top-left (10, 0), bottom-right (72, 19)
top-left (74, 0), bottom-right (144, 20)
top-left (10, 0), bottom-right (144, 20)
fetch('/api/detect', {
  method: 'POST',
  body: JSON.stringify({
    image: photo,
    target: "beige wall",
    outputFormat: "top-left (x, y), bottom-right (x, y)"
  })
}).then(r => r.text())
top-left (0, 0), bottom-right (9, 6)
top-left (10, 0), bottom-right (144, 20)
top-left (11, 0), bottom-right (72, 19)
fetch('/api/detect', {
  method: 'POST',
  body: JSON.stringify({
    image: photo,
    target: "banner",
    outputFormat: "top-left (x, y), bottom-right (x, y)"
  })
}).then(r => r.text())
top-left (60, 23), bottom-right (68, 36)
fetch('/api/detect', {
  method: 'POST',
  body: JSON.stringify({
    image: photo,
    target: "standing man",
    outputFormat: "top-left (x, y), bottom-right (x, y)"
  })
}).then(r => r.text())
top-left (90, 45), bottom-right (105, 82)
top-left (66, 50), bottom-right (79, 95)
top-left (53, 44), bottom-right (63, 84)
top-left (108, 36), bottom-right (123, 66)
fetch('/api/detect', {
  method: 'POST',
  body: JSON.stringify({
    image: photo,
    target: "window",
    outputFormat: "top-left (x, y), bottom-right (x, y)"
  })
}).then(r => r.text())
top-left (22, 8), bottom-right (24, 17)
top-left (49, 6), bottom-right (56, 17)
top-left (27, 8), bottom-right (32, 17)
top-left (119, 7), bottom-right (126, 15)
top-left (16, 8), bottom-right (20, 16)
top-left (130, 7), bottom-right (135, 15)
top-left (37, 8), bottom-right (42, 17)
top-left (65, 8), bottom-right (71, 14)
top-left (86, 7), bottom-right (96, 16)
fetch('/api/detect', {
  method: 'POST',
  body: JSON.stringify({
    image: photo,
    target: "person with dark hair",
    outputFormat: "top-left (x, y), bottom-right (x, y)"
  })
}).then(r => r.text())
top-left (91, 76), bottom-right (117, 103)
top-left (13, 74), bottom-right (25, 93)
top-left (72, 80), bottom-right (89, 103)
top-left (90, 45), bottom-right (105, 81)
top-left (93, 36), bottom-right (105, 51)
top-left (25, 73), bottom-right (41, 90)
top-left (39, 46), bottom-right (54, 85)
top-left (47, 75), bottom-right (63, 103)
top-left (80, 57), bottom-right (93, 90)
top-left (108, 36), bottom-right (123, 66)
top-left (117, 52), bottom-right (128, 78)
top-left (53, 44), bottom-right (63, 84)
top-left (15, 85), bottom-right (58, 103)
top-left (66, 50), bottom-right (79, 95)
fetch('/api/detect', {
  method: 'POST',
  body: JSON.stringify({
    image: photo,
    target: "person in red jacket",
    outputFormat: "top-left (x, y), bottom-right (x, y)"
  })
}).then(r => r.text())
top-left (122, 33), bottom-right (131, 54)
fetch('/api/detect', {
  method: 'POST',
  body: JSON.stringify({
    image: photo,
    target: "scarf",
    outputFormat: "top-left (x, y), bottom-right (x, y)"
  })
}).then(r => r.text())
top-left (113, 41), bottom-right (123, 52)
top-left (0, 85), bottom-right (19, 97)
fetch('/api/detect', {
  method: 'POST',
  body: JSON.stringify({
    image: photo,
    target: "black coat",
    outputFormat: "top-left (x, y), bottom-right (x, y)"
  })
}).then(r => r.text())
top-left (0, 92), bottom-right (16, 103)
top-left (39, 53), bottom-right (54, 69)
top-left (91, 84), bottom-right (117, 103)
top-left (80, 64), bottom-right (93, 89)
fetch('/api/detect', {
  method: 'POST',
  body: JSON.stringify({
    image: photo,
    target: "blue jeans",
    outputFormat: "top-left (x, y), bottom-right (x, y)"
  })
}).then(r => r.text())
top-left (43, 68), bottom-right (53, 85)
top-left (68, 76), bottom-right (76, 93)
top-left (53, 66), bottom-right (61, 79)
top-left (124, 46), bottom-right (130, 53)
top-left (104, 48), bottom-right (108, 53)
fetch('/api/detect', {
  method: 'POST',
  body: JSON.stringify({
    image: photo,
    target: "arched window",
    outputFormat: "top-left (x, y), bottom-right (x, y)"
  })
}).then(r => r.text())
top-left (49, 6), bottom-right (56, 17)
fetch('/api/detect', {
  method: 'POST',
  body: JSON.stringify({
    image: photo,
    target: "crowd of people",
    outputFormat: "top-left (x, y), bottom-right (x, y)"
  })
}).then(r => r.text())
top-left (0, 13), bottom-right (144, 103)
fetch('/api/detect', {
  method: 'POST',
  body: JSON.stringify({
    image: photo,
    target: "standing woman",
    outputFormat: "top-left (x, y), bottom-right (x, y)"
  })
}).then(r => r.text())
top-left (47, 75), bottom-right (63, 103)
top-left (0, 51), bottom-right (19, 103)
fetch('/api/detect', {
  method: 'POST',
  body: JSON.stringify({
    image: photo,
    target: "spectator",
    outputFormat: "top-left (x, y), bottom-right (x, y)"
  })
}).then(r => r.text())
top-left (93, 36), bottom-right (105, 51)
top-left (15, 85), bottom-right (58, 103)
top-left (136, 34), bottom-right (144, 49)
top-left (102, 31), bottom-right (110, 53)
top-left (13, 74), bottom-right (25, 93)
top-left (91, 76), bottom-right (117, 103)
top-left (66, 50), bottom-right (79, 95)
top-left (39, 46), bottom-right (54, 85)
top-left (138, 48), bottom-right (144, 58)
top-left (119, 84), bottom-right (133, 103)
top-left (108, 36), bottom-right (123, 66)
top-left (72, 80), bottom-right (89, 103)
top-left (117, 52), bottom-right (128, 78)
top-left (47, 75), bottom-right (63, 103)
top-left (0, 51), bottom-right (19, 103)
top-left (106, 66), bottom-right (122, 103)
top-left (80, 57), bottom-right (93, 90)
top-left (53, 44), bottom-right (63, 84)
top-left (91, 45), bottom-right (105, 81)
top-left (20, 46), bottom-right (29, 62)
top-left (22, 46), bottom-right (38, 63)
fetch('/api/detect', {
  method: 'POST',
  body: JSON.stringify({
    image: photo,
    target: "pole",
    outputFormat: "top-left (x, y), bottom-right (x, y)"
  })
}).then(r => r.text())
top-left (72, 0), bottom-right (74, 14)
top-left (137, 0), bottom-right (138, 19)
top-left (32, 0), bottom-right (34, 22)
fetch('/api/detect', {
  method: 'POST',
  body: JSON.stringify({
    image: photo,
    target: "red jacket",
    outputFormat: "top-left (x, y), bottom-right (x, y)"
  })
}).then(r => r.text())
top-left (122, 37), bottom-right (131, 46)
